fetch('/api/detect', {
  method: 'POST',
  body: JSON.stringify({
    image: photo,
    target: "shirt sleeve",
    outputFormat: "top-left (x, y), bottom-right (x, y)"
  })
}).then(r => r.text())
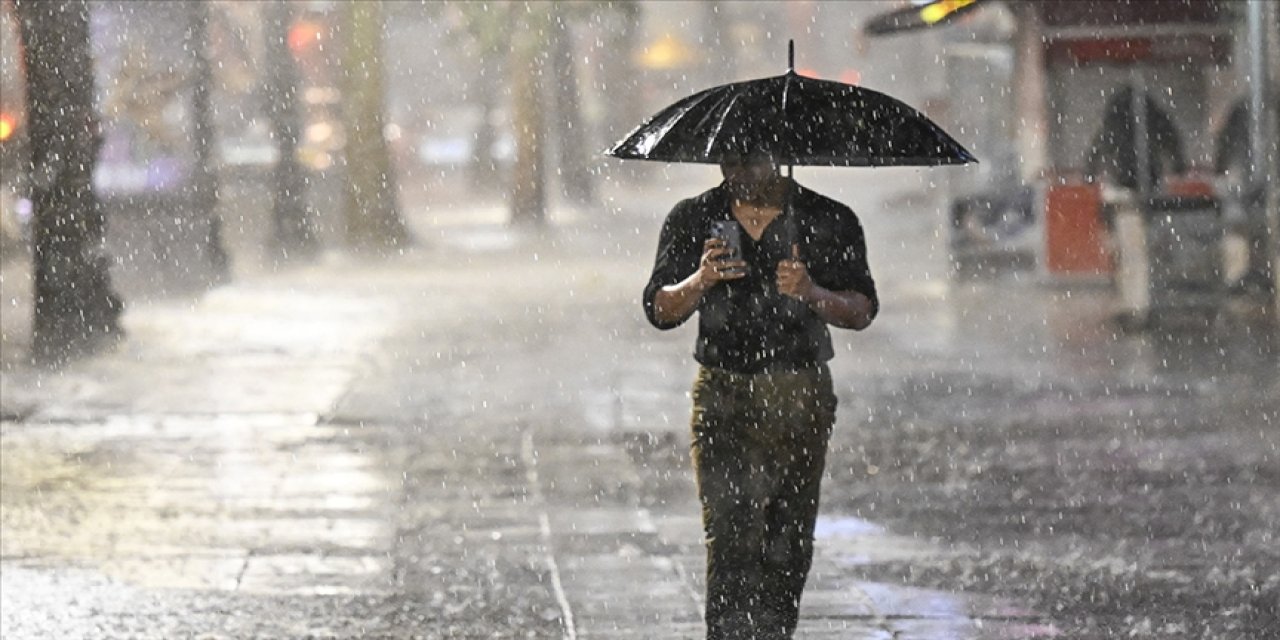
top-left (825, 212), bottom-right (879, 319)
top-left (642, 201), bottom-right (701, 330)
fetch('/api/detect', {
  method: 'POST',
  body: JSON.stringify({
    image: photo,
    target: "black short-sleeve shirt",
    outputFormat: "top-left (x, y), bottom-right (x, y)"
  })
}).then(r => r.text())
top-left (643, 181), bottom-right (878, 373)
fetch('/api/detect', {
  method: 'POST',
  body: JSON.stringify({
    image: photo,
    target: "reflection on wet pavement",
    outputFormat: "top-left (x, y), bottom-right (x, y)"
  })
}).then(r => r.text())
top-left (1, 279), bottom-right (404, 638)
top-left (0, 417), bottom-right (397, 588)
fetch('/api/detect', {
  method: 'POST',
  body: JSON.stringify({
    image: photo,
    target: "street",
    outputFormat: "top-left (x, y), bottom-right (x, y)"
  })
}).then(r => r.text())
top-left (2, 169), bottom-right (1278, 639)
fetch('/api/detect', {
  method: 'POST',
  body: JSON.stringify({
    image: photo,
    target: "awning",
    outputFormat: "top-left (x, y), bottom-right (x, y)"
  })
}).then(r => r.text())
top-left (864, 0), bottom-right (988, 37)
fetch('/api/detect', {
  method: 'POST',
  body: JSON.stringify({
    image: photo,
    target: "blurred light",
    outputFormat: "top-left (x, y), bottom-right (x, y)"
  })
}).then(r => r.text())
top-left (300, 148), bottom-right (332, 171)
top-left (839, 69), bottom-right (862, 85)
top-left (0, 113), bottom-right (15, 141)
top-left (921, 0), bottom-right (976, 26)
top-left (865, 0), bottom-right (985, 37)
top-left (304, 86), bottom-right (341, 105)
top-left (288, 20), bottom-right (323, 55)
top-left (795, 67), bottom-right (820, 79)
top-left (384, 123), bottom-right (401, 142)
top-left (306, 121), bottom-right (334, 144)
top-left (638, 34), bottom-right (697, 70)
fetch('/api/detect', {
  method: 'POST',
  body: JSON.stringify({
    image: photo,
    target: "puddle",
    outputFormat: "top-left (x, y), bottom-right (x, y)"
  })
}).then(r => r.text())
top-left (815, 515), bottom-right (885, 539)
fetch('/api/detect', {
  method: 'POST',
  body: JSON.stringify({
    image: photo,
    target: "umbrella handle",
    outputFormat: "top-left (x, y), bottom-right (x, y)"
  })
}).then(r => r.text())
top-left (785, 164), bottom-right (797, 248)
top-left (777, 166), bottom-right (809, 319)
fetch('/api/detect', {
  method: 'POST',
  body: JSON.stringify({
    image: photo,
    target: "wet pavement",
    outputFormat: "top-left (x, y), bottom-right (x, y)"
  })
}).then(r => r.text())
top-left (2, 170), bottom-right (1278, 638)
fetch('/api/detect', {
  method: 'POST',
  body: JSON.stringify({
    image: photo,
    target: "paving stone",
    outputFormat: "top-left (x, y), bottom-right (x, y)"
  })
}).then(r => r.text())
top-left (794, 618), bottom-right (894, 639)
top-left (801, 588), bottom-right (878, 618)
top-left (856, 581), bottom-right (1037, 621)
top-left (548, 506), bottom-right (657, 535)
top-left (237, 553), bottom-right (391, 595)
top-left (558, 554), bottom-right (700, 628)
top-left (99, 554), bottom-right (247, 591)
top-left (577, 621), bottom-right (705, 639)
top-left (889, 617), bottom-right (1064, 639)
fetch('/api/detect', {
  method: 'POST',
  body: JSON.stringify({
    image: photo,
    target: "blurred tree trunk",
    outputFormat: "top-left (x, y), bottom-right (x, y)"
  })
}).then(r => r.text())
top-left (470, 53), bottom-right (503, 193)
top-left (15, 0), bottom-right (124, 365)
top-left (439, 2), bottom-right (511, 193)
top-left (1011, 4), bottom-right (1048, 184)
top-left (599, 2), bottom-right (645, 183)
top-left (550, 8), bottom-right (595, 207)
top-left (508, 5), bottom-right (549, 226)
top-left (189, 0), bottom-right (231, 280)
top-left (265, 0), bottom-right (317, 259)
top-left (340, 0), bottom-right (408, 251)
top-left (602, 2), bottom-right (644, 144)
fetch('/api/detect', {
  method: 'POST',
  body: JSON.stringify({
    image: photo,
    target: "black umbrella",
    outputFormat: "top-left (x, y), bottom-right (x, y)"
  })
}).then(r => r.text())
top-left (609, 42), bottom-right (974, 317)
top-left (606, 42), bottom-right (976, 167)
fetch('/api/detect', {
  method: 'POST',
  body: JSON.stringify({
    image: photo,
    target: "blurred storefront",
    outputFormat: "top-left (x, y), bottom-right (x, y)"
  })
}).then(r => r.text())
top-left (867, 0), bottom-right (1278, 323)
top-left (0, 5), bottom-right (28, 255)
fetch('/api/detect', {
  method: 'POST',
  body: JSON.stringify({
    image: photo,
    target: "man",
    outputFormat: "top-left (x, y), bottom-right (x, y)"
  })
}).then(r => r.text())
top-left (642, 153), bottom-right (878, 639)
top-left (1083, 85), bottom-right (1187, 194)
top-left (1215, 97), bottom-right (1275, 294)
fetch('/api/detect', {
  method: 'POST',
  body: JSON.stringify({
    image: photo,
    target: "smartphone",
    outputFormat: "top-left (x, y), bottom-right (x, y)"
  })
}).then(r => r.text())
top-left (710, 220), bottom-right (745, 276)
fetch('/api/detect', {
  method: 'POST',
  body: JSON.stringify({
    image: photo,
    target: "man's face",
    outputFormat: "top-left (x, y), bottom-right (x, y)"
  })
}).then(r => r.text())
top-left (720, 154), bottom-right (781, 202)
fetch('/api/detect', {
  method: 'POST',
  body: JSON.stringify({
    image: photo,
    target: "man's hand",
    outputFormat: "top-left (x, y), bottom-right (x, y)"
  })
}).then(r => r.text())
top-left (652, 238), bottom-right (745, 326)
top-left (776, 244), bottom-right (814, 301)
top-left (778, 243), bottom-right (876, 330)
top-left (697, 238), bottom-right (747, 288)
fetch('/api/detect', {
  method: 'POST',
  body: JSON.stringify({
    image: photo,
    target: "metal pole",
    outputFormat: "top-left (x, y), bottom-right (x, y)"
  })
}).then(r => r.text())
top-left (1247, 0), bottom-right (1268, 190)
top-left (1269, 0), bottom-right (1280, 315)
top-left (1013, 5), bottom-right (1048, 184)
top-left (1248, 0), bottom-right (1280, 313)
top-left (1244, 0), bottom-right (1278, 311)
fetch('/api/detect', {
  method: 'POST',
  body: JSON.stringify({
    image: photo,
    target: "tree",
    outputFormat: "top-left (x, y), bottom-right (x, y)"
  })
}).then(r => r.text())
top-left (15, 0), bottom-right (123, 365)
top-left (550, 5), bottom-right (596, 207)
top-left (188, 0), bottom-right (231, 280)
top-left (340, 0), bottom-right (408, 251)
top-left (598, 1), bottom-right (645, 154)
top-left (447, 2), bottom-right (626, 223)
top-left (264, 0), bottom-right (317, 259)
top-left (507, 3), bottom-right (551, 227)
top-left (439, 2), bottom-right (511, 193)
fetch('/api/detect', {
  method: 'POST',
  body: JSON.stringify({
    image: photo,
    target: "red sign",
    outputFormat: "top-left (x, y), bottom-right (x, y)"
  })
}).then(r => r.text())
top-left (1047, 36), bottom-right (1230, 66)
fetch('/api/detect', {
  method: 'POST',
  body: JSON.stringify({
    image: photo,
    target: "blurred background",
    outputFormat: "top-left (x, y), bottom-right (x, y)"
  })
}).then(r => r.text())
top-left (1, 1), bottom-right (1276, 364)
top-left (0, 2), bottom-right (1278, 638)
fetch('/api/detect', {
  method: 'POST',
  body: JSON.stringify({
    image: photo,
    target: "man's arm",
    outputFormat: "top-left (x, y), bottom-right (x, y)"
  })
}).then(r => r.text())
top-left (777, 243), bottom-right (877, 330)
top-left (799, 286), bottom-right (877, 330)
top-left (652, 238), bottom-right (745, 326)
top-left (652, 272), bottom-right (709, 326)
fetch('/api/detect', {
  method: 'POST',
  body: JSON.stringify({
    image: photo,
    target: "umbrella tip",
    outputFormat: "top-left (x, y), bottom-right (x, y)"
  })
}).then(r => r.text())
top-left (788, 39), bottom-right (795, 72)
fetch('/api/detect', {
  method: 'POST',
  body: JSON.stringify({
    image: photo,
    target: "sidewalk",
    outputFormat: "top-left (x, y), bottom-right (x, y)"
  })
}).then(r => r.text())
top-left (2, 175), bottom-right (1278, 638)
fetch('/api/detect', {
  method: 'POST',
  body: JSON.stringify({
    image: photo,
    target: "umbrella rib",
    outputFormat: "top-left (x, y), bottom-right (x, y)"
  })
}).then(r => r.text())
top-left (608, 72), bottom-right (976, 166)
top-left (782, 72), bottom-right (793, 116)
top-left (624, 87), bottom-right (723, 158)
top-left (702, 92), bottom-right (744, 160)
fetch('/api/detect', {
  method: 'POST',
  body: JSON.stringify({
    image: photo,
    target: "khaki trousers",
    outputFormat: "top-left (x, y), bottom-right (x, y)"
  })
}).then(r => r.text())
top-left (689, 364), bottom-right (837, 640)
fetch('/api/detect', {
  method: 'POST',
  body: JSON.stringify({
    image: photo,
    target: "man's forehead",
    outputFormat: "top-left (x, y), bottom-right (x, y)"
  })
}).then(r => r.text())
top-left (720, 152), bottom-right (776, 166)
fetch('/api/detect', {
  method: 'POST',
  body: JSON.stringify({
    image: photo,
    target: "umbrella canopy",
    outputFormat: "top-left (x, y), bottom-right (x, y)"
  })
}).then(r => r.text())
top-left (606, 63), bottom-right (976, 167)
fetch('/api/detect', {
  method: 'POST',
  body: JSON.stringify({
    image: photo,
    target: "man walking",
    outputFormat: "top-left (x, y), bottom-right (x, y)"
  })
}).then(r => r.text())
top-left (642, 152), bottom-right (878, 639)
